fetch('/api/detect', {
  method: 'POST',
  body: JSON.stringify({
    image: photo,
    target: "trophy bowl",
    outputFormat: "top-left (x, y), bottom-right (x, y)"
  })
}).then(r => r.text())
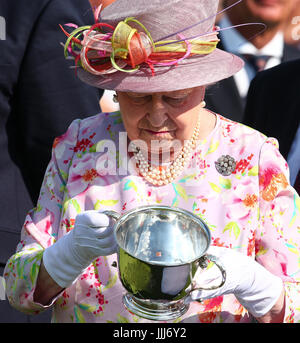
top-left (104, 205), bottom-right (225, 321)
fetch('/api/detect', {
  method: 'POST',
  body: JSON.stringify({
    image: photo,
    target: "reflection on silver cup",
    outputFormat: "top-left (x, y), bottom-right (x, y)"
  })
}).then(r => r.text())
top-left (104, 205), bottom-right (226, 321)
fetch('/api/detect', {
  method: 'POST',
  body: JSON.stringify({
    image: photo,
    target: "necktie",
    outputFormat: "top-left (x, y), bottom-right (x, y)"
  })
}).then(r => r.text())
top-left (242, 54), bottom-right (272, 73)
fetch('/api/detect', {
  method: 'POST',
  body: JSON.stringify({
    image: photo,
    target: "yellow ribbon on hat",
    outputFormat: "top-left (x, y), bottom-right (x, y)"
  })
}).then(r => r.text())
top-left (154, 39), bottom-right (219, 55)
top-left (112, 21), bottom-right (136, 59)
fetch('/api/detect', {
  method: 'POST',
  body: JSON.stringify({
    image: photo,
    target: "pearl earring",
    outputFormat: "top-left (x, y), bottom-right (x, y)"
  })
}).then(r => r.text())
top-left (113, 93), bottom-right (119, 103)
top-left (200, 100), bottom-right (206, 108)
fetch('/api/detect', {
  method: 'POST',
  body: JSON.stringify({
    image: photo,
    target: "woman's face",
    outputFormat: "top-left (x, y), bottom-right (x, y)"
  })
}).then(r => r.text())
top-left (233, 0), bottom-right (295, 25)
top-left (118, 86), bottom-right (206, 156)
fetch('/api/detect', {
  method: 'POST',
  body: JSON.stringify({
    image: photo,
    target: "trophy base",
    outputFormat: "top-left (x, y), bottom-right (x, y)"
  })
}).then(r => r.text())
top-left (123, 293), bottom-right (189, 321)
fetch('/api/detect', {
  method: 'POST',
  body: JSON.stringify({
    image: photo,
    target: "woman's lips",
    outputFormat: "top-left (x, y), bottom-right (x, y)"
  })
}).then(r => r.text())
top-left (147, 130), bottom-right (170, 135)
top-left (143, 129), bottom-right (176, 138)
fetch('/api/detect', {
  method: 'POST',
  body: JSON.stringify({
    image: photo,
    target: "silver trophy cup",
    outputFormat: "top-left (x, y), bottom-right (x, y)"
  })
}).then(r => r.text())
top-left (104, 205), bottom-right (226, 321)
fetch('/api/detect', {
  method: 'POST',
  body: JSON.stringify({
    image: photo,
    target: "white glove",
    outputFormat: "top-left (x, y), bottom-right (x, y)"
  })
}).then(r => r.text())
top-left (43, 210), bottom-right (118, 288)
top-left (187, 246), bottom-right (283, 318)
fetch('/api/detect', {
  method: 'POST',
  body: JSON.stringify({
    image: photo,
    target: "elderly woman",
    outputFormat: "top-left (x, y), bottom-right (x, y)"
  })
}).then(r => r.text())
top-left (4, 0), bottom-right (300, 323)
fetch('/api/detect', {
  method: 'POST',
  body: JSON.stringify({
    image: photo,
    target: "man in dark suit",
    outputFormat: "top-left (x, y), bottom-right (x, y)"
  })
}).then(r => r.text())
top-left (205, 0), bottom-right (300, 122)
top-left (244, 59), bottom-right (300, 192)
top-left (0, 0), bottom-right (103, 322)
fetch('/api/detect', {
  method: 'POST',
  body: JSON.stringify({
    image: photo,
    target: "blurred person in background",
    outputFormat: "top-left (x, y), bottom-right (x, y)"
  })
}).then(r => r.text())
top-left (244, 60), bottom-right (300, 192)
top-left (0, 0), bottom-right (103, 322)
top-left (217, 0), bottom-right (226, 22)
top-left (205, 0), bottom-right (300, 122)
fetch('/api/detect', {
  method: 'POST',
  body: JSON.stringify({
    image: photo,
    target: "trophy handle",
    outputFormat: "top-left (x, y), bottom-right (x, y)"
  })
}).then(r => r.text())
top-left (102, 210), bottom-right (121, 222)
top-left (192, 254), bottom-right (226, 291)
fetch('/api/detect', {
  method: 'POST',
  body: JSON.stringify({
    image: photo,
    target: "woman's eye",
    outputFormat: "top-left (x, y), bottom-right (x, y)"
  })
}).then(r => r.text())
top-left (165, 96), bottom-right (187, 105)
top-left (131, 96), bottom-right (151, 104)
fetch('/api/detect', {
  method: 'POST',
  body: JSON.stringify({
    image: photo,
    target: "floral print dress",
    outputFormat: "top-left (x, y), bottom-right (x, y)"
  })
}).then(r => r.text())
top-left (4, 112), bottom-right (300, 323)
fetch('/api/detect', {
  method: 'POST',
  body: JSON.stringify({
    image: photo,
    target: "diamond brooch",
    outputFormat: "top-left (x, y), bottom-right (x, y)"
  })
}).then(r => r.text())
top-left (215, 155), bottom-right (236, 176)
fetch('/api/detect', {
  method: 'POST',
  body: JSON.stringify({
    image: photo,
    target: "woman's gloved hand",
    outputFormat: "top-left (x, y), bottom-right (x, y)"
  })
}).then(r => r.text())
top-left (43, 211), bottom-right (118, 288)
top-left (186, 246), bottom-right (284, 318)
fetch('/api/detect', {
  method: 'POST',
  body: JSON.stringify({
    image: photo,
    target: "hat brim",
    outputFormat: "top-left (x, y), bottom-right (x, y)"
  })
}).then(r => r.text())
top-left (77, 48), bottom-right (244, 92)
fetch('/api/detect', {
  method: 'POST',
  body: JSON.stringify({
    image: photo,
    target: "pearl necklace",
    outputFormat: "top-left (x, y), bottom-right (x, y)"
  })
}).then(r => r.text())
top-left (132, 115), bottom-right (201, 186)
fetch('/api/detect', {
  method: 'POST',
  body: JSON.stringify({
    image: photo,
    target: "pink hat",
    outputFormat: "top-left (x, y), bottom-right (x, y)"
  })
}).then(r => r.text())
top-left (65, 0), bottom-right (244, 92)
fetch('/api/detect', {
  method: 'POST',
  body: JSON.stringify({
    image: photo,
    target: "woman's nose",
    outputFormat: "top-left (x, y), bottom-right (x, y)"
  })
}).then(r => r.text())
top-left (147, 98), bottom-right (168, 127)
